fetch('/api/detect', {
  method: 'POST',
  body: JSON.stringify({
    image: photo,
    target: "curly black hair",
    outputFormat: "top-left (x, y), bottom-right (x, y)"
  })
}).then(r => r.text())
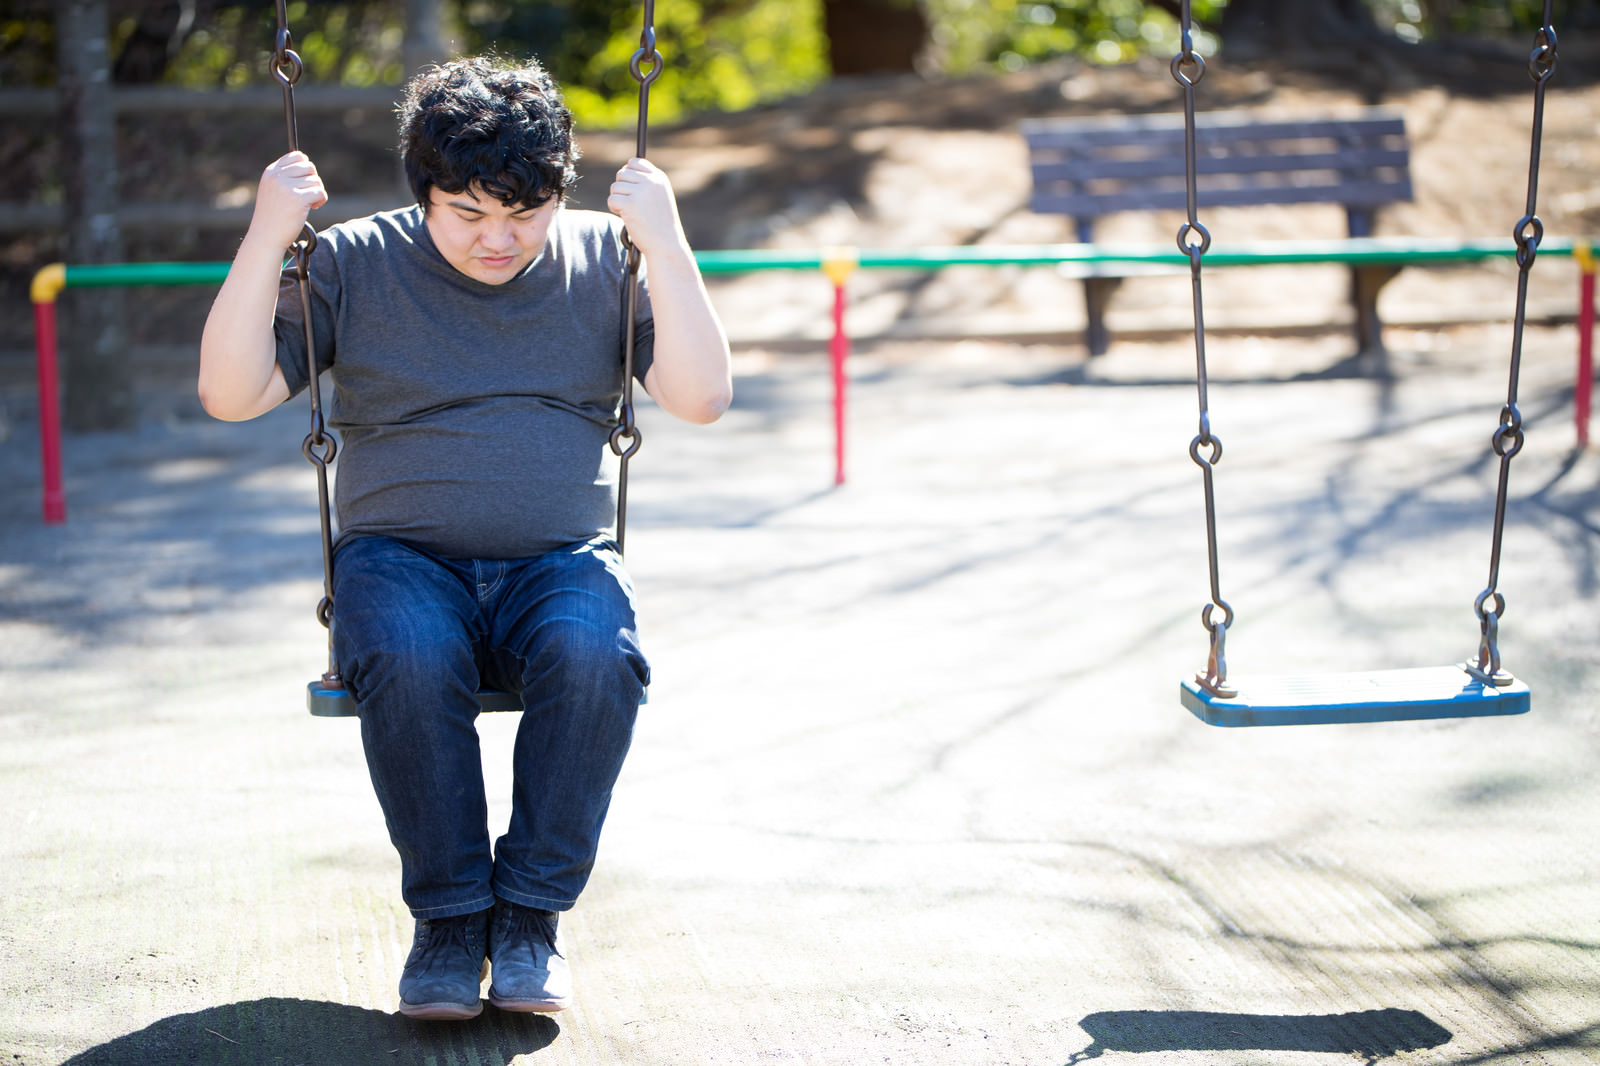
top-left (397, 56), bottom-right (580, 211)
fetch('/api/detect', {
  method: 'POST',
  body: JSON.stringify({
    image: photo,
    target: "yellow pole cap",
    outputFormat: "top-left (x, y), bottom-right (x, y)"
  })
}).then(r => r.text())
top-left (30, 263), bottom-right (67, 304)
top-left (1574, 241), bottom-right (1596, 275)
top-left (820, 246), bottom-right (859, 287)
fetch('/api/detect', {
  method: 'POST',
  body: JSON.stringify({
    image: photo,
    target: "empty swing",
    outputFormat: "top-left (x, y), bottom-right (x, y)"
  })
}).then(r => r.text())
top-left (1169, 2), bottom-right (1551, 727)
top-left (263, 0), bottom-right (663, 718)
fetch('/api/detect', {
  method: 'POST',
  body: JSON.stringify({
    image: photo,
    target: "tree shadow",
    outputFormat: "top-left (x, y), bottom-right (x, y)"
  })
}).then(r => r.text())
top-left (0, 402), bottom-right (333, 667)
top-left (61, 996), bottom-right (558, 1066)
top-left (1066, 1008), bottom-right (1452, 1065)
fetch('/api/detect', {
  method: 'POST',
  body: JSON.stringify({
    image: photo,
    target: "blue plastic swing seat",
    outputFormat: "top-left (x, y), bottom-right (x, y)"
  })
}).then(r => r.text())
top-left (307, 682), bottom-right (523, 718)
top-left (1181, 665), bottom-right (1530, 727)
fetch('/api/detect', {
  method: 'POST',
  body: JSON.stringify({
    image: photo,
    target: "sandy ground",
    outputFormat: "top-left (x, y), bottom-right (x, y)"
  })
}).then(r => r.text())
top-left (2, 316), bottom-right (1598, 1064)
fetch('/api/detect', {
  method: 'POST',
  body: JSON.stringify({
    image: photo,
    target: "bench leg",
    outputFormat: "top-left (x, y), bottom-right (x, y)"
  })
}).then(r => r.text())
top-left (1350, 264), bottom-right (1401, 374)
top-left (1083, 276), bottom-right (1123, 357)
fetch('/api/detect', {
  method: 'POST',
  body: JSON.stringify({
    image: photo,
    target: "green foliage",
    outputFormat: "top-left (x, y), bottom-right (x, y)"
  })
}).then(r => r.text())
top-left (1369, 0), bottom-right (1553, 43)
top-left (4, 0), bottom-right (1567, 119)
top-left (925, 0), bottom-right (1245, 75)
top-left (461, 0), bottom-right (828, 128)
top-left (926, 0), bottom-right (1196, 72)
top-left (0, 1), bottom-right (56, 86)
top-left (159, 1), bottom-right (408, 88)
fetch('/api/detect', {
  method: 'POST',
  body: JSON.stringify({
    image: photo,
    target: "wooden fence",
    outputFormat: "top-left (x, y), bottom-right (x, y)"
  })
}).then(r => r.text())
top-left (0, 86), bottom-right (405, 233)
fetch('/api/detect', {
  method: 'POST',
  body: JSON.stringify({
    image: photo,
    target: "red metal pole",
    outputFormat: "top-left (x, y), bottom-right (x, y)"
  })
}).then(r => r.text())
top-left (31, 264), bottom-right (67, 523)
top-left (1576, 243), bottom-right (1595, 450)
top-left (830, 282), bottom-right (849, 485)
top-left (820, 248), bottom-right (858, 487)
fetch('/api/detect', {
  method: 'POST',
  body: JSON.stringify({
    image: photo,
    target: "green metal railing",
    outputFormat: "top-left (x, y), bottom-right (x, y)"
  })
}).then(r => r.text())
top-left (29, 236), bottom-right (1595, 522)
top-left (695, 236), bottom-right (1582, 273)
top-left (36, 236), bottom-right (1584, 290)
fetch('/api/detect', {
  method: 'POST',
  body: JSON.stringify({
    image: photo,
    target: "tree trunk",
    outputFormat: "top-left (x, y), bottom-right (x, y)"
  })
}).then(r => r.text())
top-left (403, 0), bottom-right (452, 78)
top-left (58, 0), bottom-right (133, 431)
top-left (111, 0), bottom-right (196, 84)
top-left (823, 0), bottom-right (928, 76)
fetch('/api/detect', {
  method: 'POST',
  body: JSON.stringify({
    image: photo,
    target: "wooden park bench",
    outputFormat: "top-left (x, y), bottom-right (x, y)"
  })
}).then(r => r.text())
top-left (1021, 108), bottom-right (1414, 357)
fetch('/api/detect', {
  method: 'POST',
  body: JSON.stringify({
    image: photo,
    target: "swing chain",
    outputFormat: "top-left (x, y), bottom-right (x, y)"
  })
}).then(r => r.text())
top-left (1529, 24), bottom-right (1558, 83)
top-left (271, 28), bottom-right (302, 87)
top-left (275, 0), bottom-right (341, 688)
top-left (1492, 402), bottom-right (1525, 460)
top-left (610, 0), bottom-right (659, 554)
top-left (1470, 0), bottom-right (1555, 688)
top-left (1173, 1), bottom-right (1235, 699)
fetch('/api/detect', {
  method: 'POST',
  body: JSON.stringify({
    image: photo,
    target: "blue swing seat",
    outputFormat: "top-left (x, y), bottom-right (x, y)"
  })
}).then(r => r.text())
top-left (308, 682), bottom-right (523, 718)
top-left (307, 681), bottom-right (646, 717)
top-left (1181, 665), bottom-right (1530, 727)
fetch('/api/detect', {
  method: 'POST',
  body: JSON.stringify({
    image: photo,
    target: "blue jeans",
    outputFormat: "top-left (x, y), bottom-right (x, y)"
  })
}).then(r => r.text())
top-left (331, 534), bottom-right (648, 918)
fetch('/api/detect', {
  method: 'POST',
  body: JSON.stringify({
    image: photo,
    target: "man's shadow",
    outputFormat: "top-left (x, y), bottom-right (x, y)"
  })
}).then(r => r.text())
top-left (1067, 1008), bottom-right (1452, 1065)
top-left (62, 997), bottom-right (558, 1066)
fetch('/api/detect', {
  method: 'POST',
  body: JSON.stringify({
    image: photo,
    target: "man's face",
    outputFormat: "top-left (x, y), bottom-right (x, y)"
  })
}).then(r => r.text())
top-left (424, 184), bottom-right (558, 285)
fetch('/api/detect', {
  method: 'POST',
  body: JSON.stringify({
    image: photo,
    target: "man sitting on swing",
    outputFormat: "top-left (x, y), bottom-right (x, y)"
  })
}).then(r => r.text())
top-left (198, 55), bottom-right (731, 1020)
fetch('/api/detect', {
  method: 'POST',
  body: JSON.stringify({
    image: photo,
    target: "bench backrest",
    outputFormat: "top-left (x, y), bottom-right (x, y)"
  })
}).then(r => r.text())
top-left (1021, 109), bottom-right (1412, 240)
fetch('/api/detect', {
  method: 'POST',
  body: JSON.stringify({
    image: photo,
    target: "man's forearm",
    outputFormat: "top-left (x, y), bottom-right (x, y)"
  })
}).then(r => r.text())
top-left (198, 231), bottom-right (294, 421)
top-left (641, 244), bottom-right (732, 425)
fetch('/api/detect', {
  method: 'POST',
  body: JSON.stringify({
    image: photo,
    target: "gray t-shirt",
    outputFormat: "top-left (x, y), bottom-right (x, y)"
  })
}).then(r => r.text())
top-left (274, 204), bottom-right (654, 560)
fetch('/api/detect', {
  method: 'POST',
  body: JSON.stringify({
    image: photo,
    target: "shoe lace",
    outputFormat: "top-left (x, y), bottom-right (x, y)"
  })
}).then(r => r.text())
top-left (415, 915), bottom-right (477, 964)
top-left (504, 907), bottom-right (561, 958)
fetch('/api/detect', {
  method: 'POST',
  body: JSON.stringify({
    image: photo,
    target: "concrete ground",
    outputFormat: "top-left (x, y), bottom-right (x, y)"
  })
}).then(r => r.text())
top-left (2, 316), bottom-right (1598, 1065)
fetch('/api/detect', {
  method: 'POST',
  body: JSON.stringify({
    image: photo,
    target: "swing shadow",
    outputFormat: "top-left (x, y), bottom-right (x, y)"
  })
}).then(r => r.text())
top-left (60, 996), bottom-right (558, 1066)
top-left (1065, 1008), bottom-right (1453, 1065)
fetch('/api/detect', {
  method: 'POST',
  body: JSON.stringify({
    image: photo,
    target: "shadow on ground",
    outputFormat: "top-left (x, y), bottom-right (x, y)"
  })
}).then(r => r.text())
top-left (61, 997), bottom-right (558, 1066)
top-left (1067, 1008), bottom-right (1453, 1064)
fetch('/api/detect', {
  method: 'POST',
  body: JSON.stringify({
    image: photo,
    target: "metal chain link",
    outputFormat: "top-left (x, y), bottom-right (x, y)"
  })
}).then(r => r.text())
top-left (609, 0), bottom-right (662, 555)
top-left (1173, 1), bottom-right (1235, 698)
top-left (275, 0), bottom-right (342, 689)
top-left (1469, 2), bottom-right (1557, 686)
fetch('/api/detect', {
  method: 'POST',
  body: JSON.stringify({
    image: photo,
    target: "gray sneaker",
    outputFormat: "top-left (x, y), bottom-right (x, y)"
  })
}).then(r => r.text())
top-left (487, 901), bottom-right (572, 1013)
top-left (397, 909), bottom-right (490, 1021)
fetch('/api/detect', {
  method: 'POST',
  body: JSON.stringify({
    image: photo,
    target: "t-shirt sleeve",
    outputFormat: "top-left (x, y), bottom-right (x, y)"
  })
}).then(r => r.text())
top-left (273, 240), bottom-right (340, 400)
